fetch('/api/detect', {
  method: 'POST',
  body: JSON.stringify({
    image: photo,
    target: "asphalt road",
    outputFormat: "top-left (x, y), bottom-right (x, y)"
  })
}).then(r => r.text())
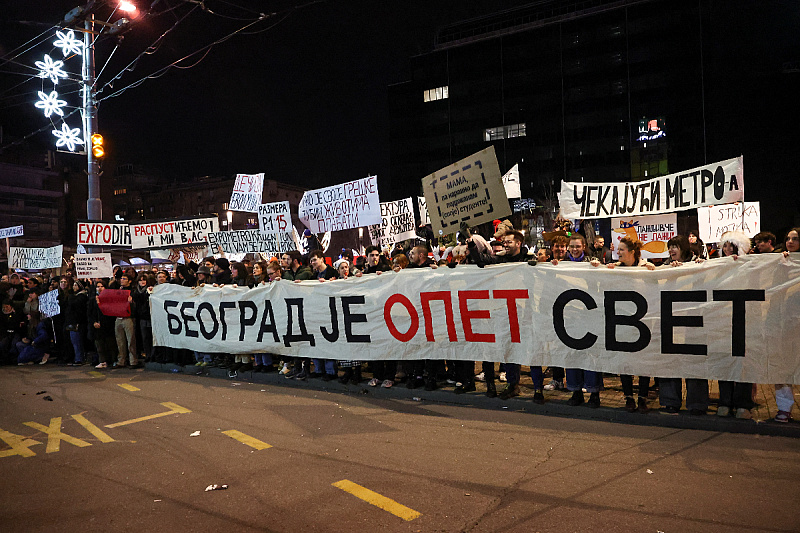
top-left (2, 366), bottom-right (799, 533)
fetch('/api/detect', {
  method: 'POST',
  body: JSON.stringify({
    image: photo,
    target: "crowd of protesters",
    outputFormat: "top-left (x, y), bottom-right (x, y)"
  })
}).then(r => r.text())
top-left (2, 223), bottom-right (798, 424)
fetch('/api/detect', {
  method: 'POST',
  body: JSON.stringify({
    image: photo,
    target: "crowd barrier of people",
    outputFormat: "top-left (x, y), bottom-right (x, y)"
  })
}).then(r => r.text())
top-left (2, 224), bottom-right (798, 424)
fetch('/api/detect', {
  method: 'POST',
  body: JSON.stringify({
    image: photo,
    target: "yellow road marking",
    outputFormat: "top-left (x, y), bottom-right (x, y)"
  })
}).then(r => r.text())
top-left (23, 417), bottom-right (91, 453)
top-left (222, 430), bottom-right (272, 450)
top-left (0, 428), bottom-right (42, 458)
top-left (88, 371), bottom-right (104, 378)
top-left (71, 414), bottom-right (114, 443)
top-left (332, 480), bottom-right (421, 521)
top-left (104, 402), bottom-right (191, 429)
top-left (117, 384), bottom-right (140, 392)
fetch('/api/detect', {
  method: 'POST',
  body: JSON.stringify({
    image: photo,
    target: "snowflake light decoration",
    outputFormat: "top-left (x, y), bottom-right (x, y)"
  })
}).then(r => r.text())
top-left (35, 54), bottom-right (68, 84)
top-left (53, 30), bottom-right (83, 57)
top-left (52, 123), bottom-right (85, 152)
top-left (35, 90), bottom-right (67, 117)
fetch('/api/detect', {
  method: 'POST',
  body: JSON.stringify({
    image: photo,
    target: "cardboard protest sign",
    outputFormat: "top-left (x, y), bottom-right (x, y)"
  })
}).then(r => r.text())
top-left (9, 245), bottom-right (62, 269)
top-left (611, 214), bottom-right (677, 260)
top-left (697, 202), bottom-right (761, 243)
top-left (422, 146), bottom-right (511, 235)
top-left (38, 289), bottom-right (60, 318)
top-left (417, 197), bottom-right (430, 225)
top-left (558, 156), bottom-right (744, 219)
top-left (298, 176), bottom-right (381, 233)
top-left (257, 201), bottom-right (291, 235)
top-left (207, 229), bottom-right (295, 255)
top-left (98, 289), bottom-right (131, 318)
top-left (502, 164), bottom-right (521, 199)
top-left (74, 253), bottom-right (113, 279)
top-left (77, 221), bottom-right (131, 248)
top-left (229, 173), bottom-right (264, 212)
top-left (129, 216), bottom-right (218, 250)
top-left (0, 225), bottom-right (23, 239)
top-left (150, 246), bottom-right (208, 264)
top-left (368, 198), bottom-right (416, 245)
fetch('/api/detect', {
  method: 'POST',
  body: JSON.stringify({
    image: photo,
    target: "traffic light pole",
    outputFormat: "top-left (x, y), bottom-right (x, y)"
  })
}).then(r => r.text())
top-left (83, 14), bottom-right (102, 222)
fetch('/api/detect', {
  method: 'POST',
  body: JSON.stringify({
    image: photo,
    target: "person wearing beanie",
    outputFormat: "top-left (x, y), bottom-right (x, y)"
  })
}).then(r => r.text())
top-left (214, 257), bottom-right (232, 285)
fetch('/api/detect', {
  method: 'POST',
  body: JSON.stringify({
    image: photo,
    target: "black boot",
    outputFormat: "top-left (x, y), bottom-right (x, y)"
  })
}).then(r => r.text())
top-left (338, 368), bottom-right (352, 384)
top-left (567, 390), bottom-right (584, 406)
top-left (486, 381), bottom-right (497, 398)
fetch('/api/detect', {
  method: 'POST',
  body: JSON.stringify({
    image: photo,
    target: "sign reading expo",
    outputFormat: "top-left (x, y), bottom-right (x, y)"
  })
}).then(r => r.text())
top-left (558, 156), bottom-right (744, 219)
top-left (229, 173), bottom-right (264, 213)
top-left (77, 221), bottom-right (131, 248)
top-left (422, 146), bottom-right (512, 235)
top-left (150, 254), bottom-right (800, 384)
top-left (298, 176), bottom-right (381, 233)
top-left (129, 216), bottom-right (218, 250)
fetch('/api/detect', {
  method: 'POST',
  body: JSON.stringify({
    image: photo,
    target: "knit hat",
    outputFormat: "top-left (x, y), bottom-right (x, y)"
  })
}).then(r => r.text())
top-left (303, 229), bottom-right (312, 237)
top-left (74, 280), bottom-right (85, 292)
top-left (215, 257), bottom-right (230, 270)
top-left (196, 266), bottom-right (212, 275)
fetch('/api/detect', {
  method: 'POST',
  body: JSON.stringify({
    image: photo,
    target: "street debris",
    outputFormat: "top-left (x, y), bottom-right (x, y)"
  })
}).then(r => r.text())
top-left (205, 484), bottom-right (228, 492)
top-left (646, 469), bottom-right (654, 474)
top-left (43, 395), bottom-right (53, 401)
top-left (36, 390), bottom-right (47, 395)
top-left (190, 431), bottom-right (200, 437)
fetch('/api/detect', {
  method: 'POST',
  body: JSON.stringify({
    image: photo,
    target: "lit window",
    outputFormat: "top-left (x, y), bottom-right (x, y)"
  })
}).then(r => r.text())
top-left (114, 188), bottom-right (127, 196)
top-left (222, 202), bottom-right (229, 210)
top-left (423, 85), bottom-right (449, 102)
top-left (484, 123), bottom-right (526, 141)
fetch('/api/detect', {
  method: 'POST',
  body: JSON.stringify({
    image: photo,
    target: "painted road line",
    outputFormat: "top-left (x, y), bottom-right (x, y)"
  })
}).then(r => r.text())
top-left (222, 430), bottom-right (272, 450)
top-left (0, 428), bottom-right (42, 458)
top-left (332, 480), bottom-right (421, 521)
top-left (88, 371), bottom-right (104, 378)
top-left (104, 402), bottom-right (191, 429)
top-left (71, 414), bottom-right (114, 443)
top-left (23, 417), bottom-right (91, 453)
top-left (117, 384), bottom-right (140, 392)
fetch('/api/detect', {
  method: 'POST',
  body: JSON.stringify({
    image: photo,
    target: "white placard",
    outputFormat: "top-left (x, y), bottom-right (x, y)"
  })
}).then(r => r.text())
top-left (74, 253), bottom-right (113, 279)
top-left (257, 201), bottom-right (291, 235)
top-left (150, 247), bottom-right (209, 264)
top-left (77, 221), bottom-right (132, 248)
top-left (610, 213), bottom-right (678, 260)
top-left (368, 198), bottom-right (416, 245)
top-left (697, 202), bottom-right (761, 243)
top-left (129, 216), bottom-right (218, 250)
top-left (207, 229), bottom-right (295, 255)
top-left (298, 176), bottom-right (381, 233)
top-left (0, 225), bottom-right (24, 239)
top-left (9, 245), bottom-right (63, 270)
top-left (558, 156), bottom-right (744, 219)
top-left (417, 197), bottom-right (430, 225)
top-left (39, 289), bottom-right (61, 318)
top-left (502, 164), bottom-right (521, 199)
top-left (229, 173), bottom-right (264, 212)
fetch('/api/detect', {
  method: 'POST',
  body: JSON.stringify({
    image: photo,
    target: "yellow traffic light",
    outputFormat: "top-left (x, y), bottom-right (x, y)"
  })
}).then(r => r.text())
top-left (91, 133), bottom-right (105, 158)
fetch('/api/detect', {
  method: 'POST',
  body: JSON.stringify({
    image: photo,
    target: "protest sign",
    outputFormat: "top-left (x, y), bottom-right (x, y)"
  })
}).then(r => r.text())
top-left (257, 201), bottom-right (291, 235)
top-left (150, 246), bottom-right (208, 264)
top-left (151, 254), bottom-right (800, 384)
top-left (697, 202), bottom-right (761, 243)
top-left (610, 213), bottom-right (677, 260)
top-left (38, 289), bottom-right (60, 318)
top-left (229, 173), bottom-right (264, 212)
top-left (207, 229), bottom-right (295, 255)
top-left (9, 245), bottom-right (62, 269)
top-left (129, 216), bottom-right (218, 250)
top-left (77, 221), bottom-right (131, 248)
top-left (422, 146), bottom-right (511, 235)
top-left (98, 289), bottom-right (131, 317)
top-left (298, 176), bottom-right (381, 233)
top-left (502, 164), bottom-right (521, 199)
top-left (74, 253), bottom-right (113, 279)
top-left (0, 225), bottom-right (23, 239)
top-left (558, 156), bottom-right (744, 219)
top-left (368, 198), bottom-right (416, 245)
top-left (418, 197), bottom-right (430, 225)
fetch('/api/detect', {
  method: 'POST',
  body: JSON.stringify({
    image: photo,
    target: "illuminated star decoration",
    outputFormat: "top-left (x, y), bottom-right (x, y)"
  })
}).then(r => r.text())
top-left (35, 90), bottom-right (67, 117)
top-left (35, 54), bottom-right (68, 84)
top-left (53, 29), bottom-right (83, 57)
top-left (52, 122), bottom-right (85, 152)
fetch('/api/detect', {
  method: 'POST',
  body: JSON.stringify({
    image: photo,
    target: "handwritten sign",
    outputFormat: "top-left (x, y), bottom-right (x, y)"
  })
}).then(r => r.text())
top-left (229, 173), bottom-right (264, 212)
top-left (207, 229), bottom-right (295, 255)
top-left (298, 176), bottom-right (381, 233)
top-left (417, 197), bottom-right (430, 225)
top-left (0, 225), bottom-right (23, 239)
top-left (9, 245), bottom-right (62, 270)
top-left (74, 253), bottom-right (113, 279)
top-left (257, 201), bottom-right (291, 235)
top-left (39, 289), bottom-right (60, 318)
top-left (611, 214), bottom-right (677, 260)
top-left (697, 201), bottom-right (760, 243)
top-left (368, 198), bottom-right (416, 245)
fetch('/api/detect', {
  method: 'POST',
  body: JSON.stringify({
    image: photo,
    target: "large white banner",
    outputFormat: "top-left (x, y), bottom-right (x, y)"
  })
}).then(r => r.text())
top-left (77, 221), bottom-right (132, 248)
top-left (151, 254), bottom-right (800, 384)
top-left (368, 198), bottom-right (416, 245)
top-left (39, 289), bottom-right (60, 318)
top-left (9, 245), bottom-right (62, 270)
top-left (229, 173), bottom-right (264, 213)
top-left (74, 253), bottom-right (113, 279)
top-left (422, 146), bottom-right (511, 235)
top-left (0, 225), bottom-right (24, 239)
top-left (611, 214), bottom-right (677, 260)
top-left (207, 229), bottom-right (295, 255)
top-left (502, 164), bottom-right (521, 199)
top-left (130, 216), bottom-right (218, 250)
top-left (697, 202), bottom-right (761, 243)
top-left (558, 156), bottom-right (744, 219)
top-left (298, 176), bottom-right (381, 233)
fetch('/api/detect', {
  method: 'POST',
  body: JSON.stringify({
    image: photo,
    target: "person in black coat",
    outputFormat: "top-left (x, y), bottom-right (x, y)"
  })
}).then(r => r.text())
top-left (88, 279), bottom-right (116, 369)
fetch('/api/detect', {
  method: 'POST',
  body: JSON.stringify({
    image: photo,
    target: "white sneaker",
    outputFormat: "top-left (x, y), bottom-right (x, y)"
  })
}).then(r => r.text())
top-left (474, 372), bottom-right (486, 383)
top-left (279, 363), bottom-right (291, 375)
top-left (499, 372), bottom-right (507, 383)
top-left (735, 408), bottom-right (752, 420)
top-left (543, 379), bottom-right (563, 391)
top-left (95, 362), bottom-right (108, 369)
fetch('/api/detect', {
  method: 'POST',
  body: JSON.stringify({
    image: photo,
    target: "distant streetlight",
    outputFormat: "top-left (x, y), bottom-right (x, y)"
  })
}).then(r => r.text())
top-left (226, 210), bottom-right (233, 231)
top-left (118, 1), bottom-right (137, 14)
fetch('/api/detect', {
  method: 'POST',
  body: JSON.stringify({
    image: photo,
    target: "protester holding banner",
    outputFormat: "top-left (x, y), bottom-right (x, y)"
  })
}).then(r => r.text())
top-left (133, 272), bottom-right (155, 363)
top-left (88, 279), bottom-right (116, 369)
top-left (280, 251), bottom-right (312, 281)
top-left (688, 231), bottom-right (708, 260)
top-left (361, 246), bottom-right (391, 275)
top-left (113, 273), bottom-right (139, 369)
top-left (774, 227), bottom-right (800, 422)
top-left (753, 232), bottom-right (778, 254)
top-left (334, 258), bottom-right (364, 385)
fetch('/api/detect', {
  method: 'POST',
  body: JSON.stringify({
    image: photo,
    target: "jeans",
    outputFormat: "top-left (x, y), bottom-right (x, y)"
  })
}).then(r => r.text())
top-left (566, 368), bottom-right (602, 393)
top-left (254, 354), bottom-right (273, 366)
top-left (115, 318), bottom-right (137, 365)
top-left (69, 329), bottom-right (85, 363)
top-left (312, 358), bottom-right (337, 375)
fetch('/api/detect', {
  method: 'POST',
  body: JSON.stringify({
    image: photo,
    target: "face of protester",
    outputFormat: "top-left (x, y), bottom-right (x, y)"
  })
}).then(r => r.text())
top-left (536, 249), bottom-right (548, 262)
top-left (367, 250), bottom-right (380, 266)
top-left (2, 303), bottom-right (12, 315)
top-left (267, 268), bottom-right (281, 281)
top-left (617, 242), bottom-right (635, 266)
top-left (120, 276), bottom-right (132, 287)
top-left (73, 282), bottom-right (82, 292)
top-left (568, 239), bottom-right (585, 259)
top-left (552, 242), bottom-right (567, 261)
top-left (252, 264), bottom-right (262, 277)
top-left (59, 279), bottom-right (69, 290)
top-left (721, 242), bottom-right (737, 257)
top-left (594, 237), bottom-right (605, 249)
top-left (138, 278), bottom-right (148, 287)
top-left (755, 240), bottom-right (774, 253)
top-left (204, 260), bottom-right (215, 271)
top-left (491, 243), bottom-right (504, 256)
top-left (156, 272), bottom-right (168, 284)
top-left (96, 282), bottom-right (105, 294)
top-left (310, 256), bottom-right (324, 272)
top-left (785, 230), bottom-right (800, 252)
top-left (280, 254), bottom-right (291, 269)
top-left (338, 262), bottom-right (350, 278)
top-left (688, 233), bottom-right (698, 244)
top-left (502, 235), bottom-right (522, 256)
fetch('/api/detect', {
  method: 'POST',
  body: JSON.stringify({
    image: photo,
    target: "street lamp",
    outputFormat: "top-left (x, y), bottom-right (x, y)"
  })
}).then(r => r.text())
top-left (226, 210), bottom-right (233, 231)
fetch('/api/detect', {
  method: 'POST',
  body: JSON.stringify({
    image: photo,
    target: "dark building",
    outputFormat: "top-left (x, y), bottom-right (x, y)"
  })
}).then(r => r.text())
top-left (388, 0), bottom-right (800, 235)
